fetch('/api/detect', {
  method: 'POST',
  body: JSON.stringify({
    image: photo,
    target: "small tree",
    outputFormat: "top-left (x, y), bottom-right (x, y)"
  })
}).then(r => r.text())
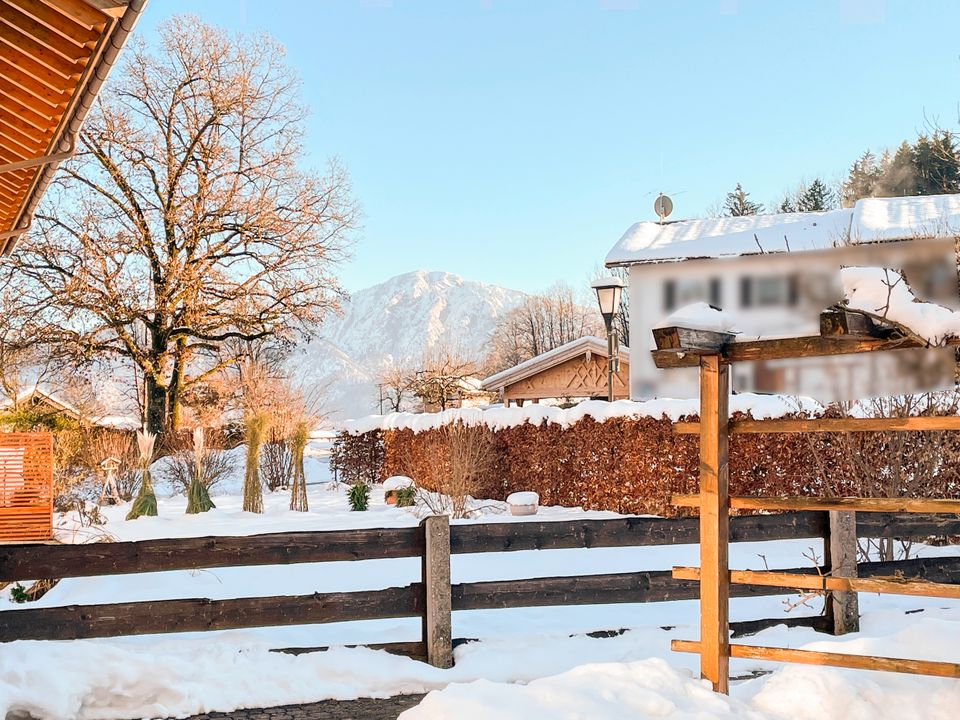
top-left (724, 183), bottom-right (763, 217)
top-left (289, 421), bottom-right (309, 512)
top-left (243, 414), bottom-right (268, 513)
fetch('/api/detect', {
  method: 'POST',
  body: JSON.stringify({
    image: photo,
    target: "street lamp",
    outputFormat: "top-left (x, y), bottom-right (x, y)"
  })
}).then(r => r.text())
top-left (591, 275), bottom-right (626, 401)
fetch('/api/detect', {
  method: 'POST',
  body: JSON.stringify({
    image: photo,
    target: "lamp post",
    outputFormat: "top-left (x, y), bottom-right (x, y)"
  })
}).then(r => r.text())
top-left (592, 276), bottom-right (626, 401)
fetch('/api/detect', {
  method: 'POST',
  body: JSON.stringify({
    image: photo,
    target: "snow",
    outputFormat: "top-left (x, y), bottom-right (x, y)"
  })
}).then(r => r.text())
top-left (3, 450), bottom-right (957, 719)
top-left (506, 492), bottom-right (539, 506)
top-left (606, 192), bottom-right (960, 266)
top-left (606, 209), bottom-right (853, 265)
top-left (289, 270), bottom-right (529, 421)
top-left (655, 302), bottom-right (739, 334)
top-left (841, 267), bottom-right (960, 345)
top-left (383, 475), bottom-right (415, 491)
top-left (344, 394), bottom-right (824, 435)
top-left (852, 194), bottom-right (960, 244)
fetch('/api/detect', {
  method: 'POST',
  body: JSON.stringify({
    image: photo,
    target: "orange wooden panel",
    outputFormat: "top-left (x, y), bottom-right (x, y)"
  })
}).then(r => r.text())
top-left (0, 432), bottom-right (53, 542)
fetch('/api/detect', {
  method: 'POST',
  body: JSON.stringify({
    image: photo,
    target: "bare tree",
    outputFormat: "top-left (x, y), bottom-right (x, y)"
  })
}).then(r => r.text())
top-left (377, 363), bottom-right (414, 413)
top-left (409, 347), bottom-right (479, 412)
top-left (7, 17), bottom-right (357, 437)
top-left (485, 283), bottom-right (602, 373)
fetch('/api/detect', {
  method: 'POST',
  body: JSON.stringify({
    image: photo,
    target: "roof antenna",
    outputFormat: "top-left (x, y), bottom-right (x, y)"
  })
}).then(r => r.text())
top-left (654, 193), bottom-right (673, 225)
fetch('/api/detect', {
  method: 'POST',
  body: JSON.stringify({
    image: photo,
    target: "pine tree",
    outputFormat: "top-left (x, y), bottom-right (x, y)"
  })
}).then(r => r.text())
top-left (796, 178), bottom-right (836, 212)
top-left (842, 150), bottom-right (882, 206)
top-left (776, 195), bottom-right (796, 213)
top-left (877, 141), bottom-right (917, 197)
top-left (724, 183), bottom-right (763, 216)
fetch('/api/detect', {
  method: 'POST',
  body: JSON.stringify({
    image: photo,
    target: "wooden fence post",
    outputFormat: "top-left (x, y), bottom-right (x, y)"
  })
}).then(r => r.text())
top-left (824, 510), bottom-right (860, 635)
top-left (699, 355), bottom-right (730, 694)
top-left (421, 514), bottom-right (453, 668)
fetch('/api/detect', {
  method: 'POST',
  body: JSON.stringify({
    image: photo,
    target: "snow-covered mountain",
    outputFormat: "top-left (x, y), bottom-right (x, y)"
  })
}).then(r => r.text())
top-left (292, 270), bottom-right (528, 423)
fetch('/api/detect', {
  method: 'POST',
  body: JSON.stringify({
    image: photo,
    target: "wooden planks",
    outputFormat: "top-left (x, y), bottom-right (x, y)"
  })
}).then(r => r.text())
top-left (449, 512), bottom-right (828, 555)
top-left (698, 355), bottom-right (730, 694)
top-left (671, 494), bottom-right (960, 515)
top-left (673, 567), bottom-right (960, 600)
top-left (652, 335), bottom-right (960, 370)
top-left (673, 416), bottom-right (960, 435)
top-left (0, 526), bottom-right (425, 581)
top-left (672, 640), bottom-right (960, 679)
top-left (0, 584), bottom-right (424, 642)
top-left (825, 511), bottom-right (859, 634)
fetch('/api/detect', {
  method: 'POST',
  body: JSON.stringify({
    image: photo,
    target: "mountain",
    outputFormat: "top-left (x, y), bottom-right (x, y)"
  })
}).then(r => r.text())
top-left (292, 270), bottom-right (528, 423)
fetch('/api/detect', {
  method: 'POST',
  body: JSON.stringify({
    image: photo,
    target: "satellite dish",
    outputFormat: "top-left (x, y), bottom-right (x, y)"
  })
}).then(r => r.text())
top-left (654, 193), bottom-right (673, 223)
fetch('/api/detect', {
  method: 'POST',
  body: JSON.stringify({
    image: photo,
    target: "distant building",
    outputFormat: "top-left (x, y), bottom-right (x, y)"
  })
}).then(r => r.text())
top-left (482, 336), bottom-right (631, 406)
top-left (605, 194), bottom-right (960, 401)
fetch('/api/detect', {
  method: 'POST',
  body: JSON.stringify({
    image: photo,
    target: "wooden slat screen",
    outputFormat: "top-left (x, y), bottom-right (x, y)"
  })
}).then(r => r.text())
top-left (0, 432), bottom-right (53, 542)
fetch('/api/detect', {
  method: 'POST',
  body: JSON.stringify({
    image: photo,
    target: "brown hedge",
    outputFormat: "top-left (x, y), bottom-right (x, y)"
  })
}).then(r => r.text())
top-left (345, 412), bottom-right (960, 517)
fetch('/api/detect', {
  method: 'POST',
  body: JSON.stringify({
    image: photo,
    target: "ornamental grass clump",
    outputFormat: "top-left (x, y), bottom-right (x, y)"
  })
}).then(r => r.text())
top-left (243, 414), bottom-right (268, 513)
top-left (126, 430), bottom-right (158, 520)
top-left (347, 482), bottom-right (370, 511)
top-left (289, 421), bottom-right (309, 512)
top-left (185, 426), bottom-right (216, 514)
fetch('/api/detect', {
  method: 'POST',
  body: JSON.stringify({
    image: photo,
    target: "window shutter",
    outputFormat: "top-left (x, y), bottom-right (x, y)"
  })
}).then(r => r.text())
top-left (664, 280), bottom-right (676, 311)
top-left (788, 274), bottom-right (800, 306)
top-left (709, 278), bottom-right (722, 307)
top-left (740, 277), bottom-right (752, 308)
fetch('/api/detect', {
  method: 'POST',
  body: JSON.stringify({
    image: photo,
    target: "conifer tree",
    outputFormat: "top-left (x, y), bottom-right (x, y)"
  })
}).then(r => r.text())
top-left (842, 150), bottom-right (882, 206)
top-left (796, 178), bottom-right (836, 212)
top-left (724, 183), bottom-right (763, 216)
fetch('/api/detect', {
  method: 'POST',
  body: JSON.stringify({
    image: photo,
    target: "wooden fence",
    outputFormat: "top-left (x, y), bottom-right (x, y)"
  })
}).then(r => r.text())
top-left (2, 510), bottom-right (958, 668)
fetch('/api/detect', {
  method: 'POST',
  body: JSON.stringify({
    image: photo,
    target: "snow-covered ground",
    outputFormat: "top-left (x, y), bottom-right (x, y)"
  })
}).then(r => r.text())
top-left (1, 449), bottom-right (958, 719)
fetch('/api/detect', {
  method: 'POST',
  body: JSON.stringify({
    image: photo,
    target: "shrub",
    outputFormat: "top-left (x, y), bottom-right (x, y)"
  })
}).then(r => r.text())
top-left (347, 482), bottom-right (370, 511)
top-left (126, 430), bottom-right (158, 520)
top-left (330, 430), bottom-right (384, 486)
top-left (243, 414), bottom-right (268, 513)
top-left (289, 422), bottom-right (309, 512)
top-left (160, 444), bottom-right (237, 493)
top-left (261, 429), bottom-right (294, 491)
top-left (393, 484), bottom-right (416, 508)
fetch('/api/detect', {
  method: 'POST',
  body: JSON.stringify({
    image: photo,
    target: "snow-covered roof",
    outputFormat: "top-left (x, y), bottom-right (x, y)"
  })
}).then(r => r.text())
top-left (481, 336), bottom-right (631, 391)
top-left (606, 193), bottom-right (960, 266)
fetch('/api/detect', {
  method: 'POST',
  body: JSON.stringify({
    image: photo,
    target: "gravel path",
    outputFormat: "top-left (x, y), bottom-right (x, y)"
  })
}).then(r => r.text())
top-left (172, 695), bottom-right (427, 720)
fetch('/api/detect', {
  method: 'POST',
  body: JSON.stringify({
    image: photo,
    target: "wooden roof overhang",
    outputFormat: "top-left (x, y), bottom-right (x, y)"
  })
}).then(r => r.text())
top-left (0, 0), bottom-right (146, 254)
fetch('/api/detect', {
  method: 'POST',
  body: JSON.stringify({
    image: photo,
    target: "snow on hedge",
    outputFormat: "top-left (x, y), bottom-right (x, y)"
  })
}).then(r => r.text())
top-left (842, 267), bottom-right (960, 345)
top-left (342, 394), bottom-right (824, 435)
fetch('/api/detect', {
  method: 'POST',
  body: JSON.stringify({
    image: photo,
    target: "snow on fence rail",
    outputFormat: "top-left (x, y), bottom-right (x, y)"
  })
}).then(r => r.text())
top-left (2, 512), bottom-right (960, 667)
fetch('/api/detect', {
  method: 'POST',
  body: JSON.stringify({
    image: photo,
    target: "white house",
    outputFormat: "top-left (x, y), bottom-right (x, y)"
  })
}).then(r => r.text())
top-left (605, 194), bottom-right (960, 402)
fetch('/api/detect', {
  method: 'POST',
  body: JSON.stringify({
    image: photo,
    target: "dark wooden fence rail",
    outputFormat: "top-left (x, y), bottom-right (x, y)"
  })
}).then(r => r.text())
top-left (2, 511), bottom-right (959, 667)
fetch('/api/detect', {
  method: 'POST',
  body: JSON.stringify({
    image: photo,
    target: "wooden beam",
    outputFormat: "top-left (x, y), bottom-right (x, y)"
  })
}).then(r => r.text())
top-left (672, 640), bottom-right (960, 679)
top-left (449, 512), bottom-right (828, 554)
top-left (0, 22), bottom-right (85, 78)
top-left (699, 354), bottom-right (730, 694)
top-left (820, 307), bottom-right (897, 339)
top-left (0, 585), bottom-right (424, 642)
top-left (4, 0), bottom-right (102, 46)
top-left (421, 515), bottom-right (452, 669)
top-left (671, 494), bottom-right (960, 514)
top-left (825, 510), bottom-right (860, 635)
top-left (652, 335), bottom-right (959, 370)
top-left (673, 416), bottom-right (960, 435)
top-left (0, 527), bottom-right (425, 582)
top-left (652, 326), bottom-right (737, 354)
top-left (0, 3), bottom-right (93, 60)
top-left (672, 566), bottom-right (960, 600)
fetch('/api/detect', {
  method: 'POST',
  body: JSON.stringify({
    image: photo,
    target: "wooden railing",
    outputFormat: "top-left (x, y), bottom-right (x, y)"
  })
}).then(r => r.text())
top-left (2, 511), bottom-right (958, 669)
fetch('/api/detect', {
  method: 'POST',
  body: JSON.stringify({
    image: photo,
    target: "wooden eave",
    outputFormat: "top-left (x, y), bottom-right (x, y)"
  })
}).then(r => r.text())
top-left (0, 0), bottom-right (144, 253)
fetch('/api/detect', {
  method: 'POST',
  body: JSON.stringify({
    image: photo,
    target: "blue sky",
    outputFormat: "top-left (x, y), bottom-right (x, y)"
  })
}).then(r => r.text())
top-left (135, 1), bottom-right (960, 294)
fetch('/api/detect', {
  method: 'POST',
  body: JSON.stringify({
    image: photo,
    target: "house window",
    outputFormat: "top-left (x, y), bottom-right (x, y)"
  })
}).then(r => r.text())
top-left (740, 275), bottom-right (797, 308)
top-left (663, 277), bottom-right (723, 312)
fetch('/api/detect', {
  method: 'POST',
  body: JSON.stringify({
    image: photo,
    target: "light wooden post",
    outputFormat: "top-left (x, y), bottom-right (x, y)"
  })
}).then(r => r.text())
top-left (699, 355), bottom-right (730, 693)
top-left (824, 510), bottom-right (860, 634)
top-left (421, 514), bottom-right (453, 668)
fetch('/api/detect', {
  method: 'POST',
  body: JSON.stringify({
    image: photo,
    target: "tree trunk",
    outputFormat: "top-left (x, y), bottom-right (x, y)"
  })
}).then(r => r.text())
top-left (144, 375), bottom-right (167, 437)
top-left (168, 338), bottom-right (187, 432)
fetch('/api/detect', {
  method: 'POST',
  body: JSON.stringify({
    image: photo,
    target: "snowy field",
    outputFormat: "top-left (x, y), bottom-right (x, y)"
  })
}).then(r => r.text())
top-left (1, 450), bottom-right (958, 719)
